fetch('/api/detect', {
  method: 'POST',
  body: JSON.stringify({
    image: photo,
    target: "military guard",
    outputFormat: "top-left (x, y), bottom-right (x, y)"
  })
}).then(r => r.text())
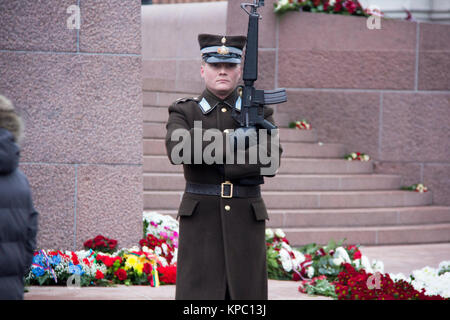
top-left (165, 34), bottom-right (282, 300)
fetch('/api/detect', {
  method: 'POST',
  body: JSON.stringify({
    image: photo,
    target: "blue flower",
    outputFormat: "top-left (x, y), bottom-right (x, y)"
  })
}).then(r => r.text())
top-left (32, 254), bottom-right (45, 266)
top-left (49, 254), bottom-right (61, 266)
top-left (32, 266), bottom-right (45, 277)
top-left (69, 263), bottom-right (84, 276)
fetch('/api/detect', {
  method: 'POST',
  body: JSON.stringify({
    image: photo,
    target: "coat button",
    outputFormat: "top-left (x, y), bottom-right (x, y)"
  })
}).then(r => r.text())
top-left (221, 107), bottom-right (227, 113)
top-left (224, 205), bottom-right (231, 211)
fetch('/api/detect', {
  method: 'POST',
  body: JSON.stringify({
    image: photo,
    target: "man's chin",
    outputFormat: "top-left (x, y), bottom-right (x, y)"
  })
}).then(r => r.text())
top-left (208, 85), bottom-right (235, 98)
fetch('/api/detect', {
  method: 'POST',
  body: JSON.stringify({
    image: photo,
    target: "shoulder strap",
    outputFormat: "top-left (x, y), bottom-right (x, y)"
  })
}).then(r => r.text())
top-left (175, 96), bottom-right (200, 104)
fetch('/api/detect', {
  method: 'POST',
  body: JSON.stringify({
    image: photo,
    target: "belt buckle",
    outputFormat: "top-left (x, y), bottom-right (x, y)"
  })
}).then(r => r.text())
top-left (221, 181), bottom-right (233, 198)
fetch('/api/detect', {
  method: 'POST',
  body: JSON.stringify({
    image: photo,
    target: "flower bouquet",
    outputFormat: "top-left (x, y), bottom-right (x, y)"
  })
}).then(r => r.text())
top-left (274, 0), bottom-right (372, 17)
top-left (334, 263), bottom-right (446, 300)
top-left (26, 249), bottom-right (109, 287)
top-left (83, 234), bottom-right (117, 254)
top-left (265, 229), bottom-right (372, 282)
top-left (344, 152), bottom-right (370, 161)
top-left (141, 211), bottom-right (179, 268)
top-left (401, 183), bottom-right (428, 193)
top-left (288, 119), bottom-right (311, 130)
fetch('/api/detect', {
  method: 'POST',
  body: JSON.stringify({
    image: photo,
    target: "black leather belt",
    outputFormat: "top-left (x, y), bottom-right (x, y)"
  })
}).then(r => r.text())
top-left (185, 181), bottom-right (261, 198)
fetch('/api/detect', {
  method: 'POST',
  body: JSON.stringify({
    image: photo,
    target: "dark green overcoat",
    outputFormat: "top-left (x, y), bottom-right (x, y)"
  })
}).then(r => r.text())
top-left (165, 87), bottom-right (282, 300)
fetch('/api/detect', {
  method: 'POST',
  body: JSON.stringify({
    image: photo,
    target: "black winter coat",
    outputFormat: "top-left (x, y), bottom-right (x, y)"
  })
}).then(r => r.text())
top-left (0, 128), bottom-right (38, 300)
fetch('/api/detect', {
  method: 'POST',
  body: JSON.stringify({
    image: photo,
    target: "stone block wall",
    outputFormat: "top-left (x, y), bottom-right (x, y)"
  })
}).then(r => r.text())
top-left (227, 0), bottom-right (450, 205)
top-left (0, 0), bottom-right (143, 250)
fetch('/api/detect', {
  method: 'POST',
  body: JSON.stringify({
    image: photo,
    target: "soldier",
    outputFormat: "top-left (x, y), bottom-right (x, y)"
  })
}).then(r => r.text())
top-left (165, 34), bottom-right (282, 300)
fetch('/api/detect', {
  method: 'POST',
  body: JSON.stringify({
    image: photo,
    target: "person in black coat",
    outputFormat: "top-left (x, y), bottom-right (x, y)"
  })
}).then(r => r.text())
top-left (0, 95), bottom-right (38, 300)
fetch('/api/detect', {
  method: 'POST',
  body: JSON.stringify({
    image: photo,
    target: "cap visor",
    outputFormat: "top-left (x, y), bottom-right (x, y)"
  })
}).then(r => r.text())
top-left (205, 56), bottom-right (241, 64)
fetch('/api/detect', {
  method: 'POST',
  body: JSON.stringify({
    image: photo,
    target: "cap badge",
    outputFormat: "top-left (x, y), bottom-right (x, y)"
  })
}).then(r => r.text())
top-left (217, 36), bottom-right (229, 55)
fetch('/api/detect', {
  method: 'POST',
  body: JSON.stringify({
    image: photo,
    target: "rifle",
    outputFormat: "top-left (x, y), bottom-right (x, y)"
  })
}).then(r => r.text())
top-left (234, 0), bottom-right (287, 131)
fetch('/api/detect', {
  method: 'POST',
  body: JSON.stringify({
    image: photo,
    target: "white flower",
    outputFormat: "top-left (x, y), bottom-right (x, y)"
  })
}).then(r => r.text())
top-left (329, 0), bottom-right (336, 6)
top-left (129, 246), bottom-right (140, 252)
top-left (142, 246), bottom-right (151, 253)
top-left (279, 248), bottom-right (293, 272)
top-left (307, 266), bottom-right (314, 278)
top-left (363, 154), bottom-right (370, 161)
top-left (265, 228), bottom-right (274, 239)
top-left (281, 241), bottom-right (292, 251)
top-left (292, 249), bottom-right (305, 267)
top-left (360, 255), bottom-right (373, 273)
top-left (438, 261), bottom-right (450, 274)
top-left (332, 257), bottom-right (344, 266)
top-left (372, 259), bottom-right (384, 273)
top-left (334, 247), bottom-right (351, 263)
top-left (389, 273), bottom-right (410, 283)
top-left (410, 266), bottom-right (450, 298)
top-left (154, 246), bottom-right (162, 256)
top-left (275, 228), bottom-right (286, 238)
top-left (161, 243), bottom-right (168, 255)
top-left (158, 256), bottom-right (169, 267)
top-left (351, 152), bottom-right (357, 159)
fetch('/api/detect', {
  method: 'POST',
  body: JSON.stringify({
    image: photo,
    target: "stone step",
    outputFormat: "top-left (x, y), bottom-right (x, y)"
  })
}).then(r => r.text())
top-left (267, 206), bottom-right (450, 228)
top-left (143, 138), bottom-right (347, 158)
top-left (283, 223), bottom-right (450, 246)
top-left (143, 173), bottom-right (402, 191)
top-left (143, 155), bottom-right (374, 174)
top-left (146, 206), bottom-right (450, 228)
top-left (143, 122), bottom-right (318, 143)
top-left (143, 106), bottom-right (169, 123)
top-left (143, 190), bottom-right (433, 210)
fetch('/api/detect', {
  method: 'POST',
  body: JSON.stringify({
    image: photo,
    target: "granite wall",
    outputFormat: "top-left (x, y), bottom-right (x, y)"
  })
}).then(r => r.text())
top-left (227, 0), bottom-right (450, 205)
top-left (0, 0), bottom-right (143, 250)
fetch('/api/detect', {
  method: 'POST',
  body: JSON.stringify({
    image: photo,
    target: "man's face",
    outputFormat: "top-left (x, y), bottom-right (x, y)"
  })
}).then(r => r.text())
top-left (200, 62), bottom-right (241, 99)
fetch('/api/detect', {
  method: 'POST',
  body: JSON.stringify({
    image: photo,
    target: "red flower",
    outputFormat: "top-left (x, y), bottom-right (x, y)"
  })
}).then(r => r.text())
top-left (95, 270), bottom-right (104, 280)
top-left (158, 265), bottom-right (177, 284)
top-left (312, 0), bottom-right (321, 7)
top-left (344, 1), bottom-right (357, 14)
top-left (334, 0), bottom-right (343, 12)
top-left (335, 263), bottom-right (445, 300)
top-left (292, 272), bottom-right (301, 281)
top-left (114, 268), bottom-right (127, 281)
top-left (71, 252), bottom-right (79, 265)
top-left (84, 239), bottom-right (93, 248)
top-left (143, 263), bottom-right (152, 275)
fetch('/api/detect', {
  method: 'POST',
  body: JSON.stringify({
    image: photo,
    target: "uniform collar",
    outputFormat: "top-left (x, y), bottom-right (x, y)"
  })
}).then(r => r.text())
top-left (198, 88), bottom-right (241, 114)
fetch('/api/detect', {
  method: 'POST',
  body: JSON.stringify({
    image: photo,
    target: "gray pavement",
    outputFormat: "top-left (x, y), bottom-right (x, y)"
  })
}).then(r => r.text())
top-left (24, 243), bottom-right (450, 300)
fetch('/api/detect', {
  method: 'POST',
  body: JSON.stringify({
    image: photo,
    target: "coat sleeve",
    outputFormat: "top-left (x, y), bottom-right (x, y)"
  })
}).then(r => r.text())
top-left (165, 102), bottom-right (227, 165)
top-left (24, 209), bottom-right (38, 272)
top-left (223, 107), bottom-right (283, 180)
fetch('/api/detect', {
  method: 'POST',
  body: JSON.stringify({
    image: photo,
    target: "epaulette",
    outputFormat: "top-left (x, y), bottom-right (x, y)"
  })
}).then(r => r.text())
top-left (175, 96), bottom-right (200, 104)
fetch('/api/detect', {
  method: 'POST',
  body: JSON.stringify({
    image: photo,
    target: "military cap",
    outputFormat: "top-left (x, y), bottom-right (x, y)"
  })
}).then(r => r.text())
top-left (198, 34), bottom-right (247, 64)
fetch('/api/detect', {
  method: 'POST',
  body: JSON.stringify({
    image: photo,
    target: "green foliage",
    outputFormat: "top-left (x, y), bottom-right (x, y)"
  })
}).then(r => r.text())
top-left (305, 278), bottom-right (337, 299)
